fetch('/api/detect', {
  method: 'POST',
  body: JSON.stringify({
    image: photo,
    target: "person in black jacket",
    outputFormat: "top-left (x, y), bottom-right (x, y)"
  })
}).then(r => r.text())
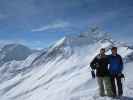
top-left (90, 48), bottom-right (113, 97)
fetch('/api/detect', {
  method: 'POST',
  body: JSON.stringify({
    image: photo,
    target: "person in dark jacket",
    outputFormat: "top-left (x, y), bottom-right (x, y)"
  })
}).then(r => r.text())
top-left (90, 48), bottom-right (113, 97)
top-left (108, 47), bottom-right (124, 97)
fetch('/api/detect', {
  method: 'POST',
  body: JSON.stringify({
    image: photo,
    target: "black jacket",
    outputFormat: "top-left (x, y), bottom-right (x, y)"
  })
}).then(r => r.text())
top-left (90, 54), bottom-right (109, 77)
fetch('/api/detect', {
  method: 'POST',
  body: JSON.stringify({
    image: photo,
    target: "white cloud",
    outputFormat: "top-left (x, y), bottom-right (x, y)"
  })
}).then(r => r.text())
top-left (31, 21), bottom-right (70, 32)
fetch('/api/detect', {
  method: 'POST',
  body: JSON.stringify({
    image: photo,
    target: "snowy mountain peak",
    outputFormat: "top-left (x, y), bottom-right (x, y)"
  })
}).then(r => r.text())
top-left (48, 29), bottom-right (111, 51)
top-left (0, 43), bottom-right (34, 66)
top-left (48, 28), bottom-right (112, 50)
top-left (80, 27), bottom-right (111, 41)
top-left (31, 28), bottom-right (133, 67)
top-left (49, 36), bottom-right (67, 51)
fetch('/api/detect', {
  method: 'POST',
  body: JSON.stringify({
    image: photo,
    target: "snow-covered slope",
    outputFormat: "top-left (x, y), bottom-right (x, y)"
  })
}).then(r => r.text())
top-left (0, 52), bottom-right (41, 83)
top-left (0, 44), bottom-right (34, 66)
top-left (0, 29), bottom-right (133, 100)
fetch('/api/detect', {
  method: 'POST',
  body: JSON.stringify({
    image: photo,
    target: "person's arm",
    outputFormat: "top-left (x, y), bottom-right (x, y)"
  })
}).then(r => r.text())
top-left (120, 55), bottom-right (124, 72)
top-left (117, 55), bottom-right (124, 78)
top-left (106, 55), bottom-right (110, 70)
top-left (107, 55), bottom-right (110, 64)
top-left (90, 56), bottom-right (97, 70)
top-left (118, 55), bottom-right (124, 73)
top-left (90, 56), bottom-right (97, 78)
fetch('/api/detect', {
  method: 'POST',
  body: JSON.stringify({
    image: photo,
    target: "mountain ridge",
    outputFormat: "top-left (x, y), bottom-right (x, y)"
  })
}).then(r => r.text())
top-left (0, 29), bottom-right (133, 100)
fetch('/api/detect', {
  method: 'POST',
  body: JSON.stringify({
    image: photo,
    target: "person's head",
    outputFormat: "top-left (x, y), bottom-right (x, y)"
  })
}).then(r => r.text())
top-left (111, 47), bottom-right (117, 55)
top-left (100, 48), bottom-right (105, 55)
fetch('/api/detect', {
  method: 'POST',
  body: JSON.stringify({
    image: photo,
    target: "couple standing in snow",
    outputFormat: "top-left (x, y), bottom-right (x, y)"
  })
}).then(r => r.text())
top-left (90, 47), bottom-right (124, 98)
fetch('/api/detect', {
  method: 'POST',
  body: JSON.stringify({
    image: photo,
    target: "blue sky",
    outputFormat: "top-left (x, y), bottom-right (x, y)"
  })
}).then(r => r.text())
top-left (0, 0), bottom-right (133, 49)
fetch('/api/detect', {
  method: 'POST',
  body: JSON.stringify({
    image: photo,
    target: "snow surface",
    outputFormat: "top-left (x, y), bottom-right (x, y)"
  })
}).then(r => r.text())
top-left (0, 31), bottom-right (133, 100)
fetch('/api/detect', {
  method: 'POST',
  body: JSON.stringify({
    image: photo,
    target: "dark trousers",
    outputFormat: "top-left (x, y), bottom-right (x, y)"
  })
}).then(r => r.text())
top-left (110, 75), bottom-right (123, 96)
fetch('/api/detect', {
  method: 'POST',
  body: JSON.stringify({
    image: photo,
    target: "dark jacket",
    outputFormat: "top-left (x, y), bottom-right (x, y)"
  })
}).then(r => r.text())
top-left (108, 54), bottom-right (123, 75)
top-left (90, 54), bottom-right (109, 77)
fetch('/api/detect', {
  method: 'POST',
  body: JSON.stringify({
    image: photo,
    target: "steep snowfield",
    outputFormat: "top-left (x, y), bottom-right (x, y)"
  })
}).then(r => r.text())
top-left (0, 52), bottom-right (41, 84)
top-left (0, 31), bottom-right (133, 100)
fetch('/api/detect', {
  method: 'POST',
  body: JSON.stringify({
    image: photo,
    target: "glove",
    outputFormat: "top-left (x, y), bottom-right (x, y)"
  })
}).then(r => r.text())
top-left (121, 73), bottom-right (125, 79)
top-left (118, 73), bottom-right (125, 79)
